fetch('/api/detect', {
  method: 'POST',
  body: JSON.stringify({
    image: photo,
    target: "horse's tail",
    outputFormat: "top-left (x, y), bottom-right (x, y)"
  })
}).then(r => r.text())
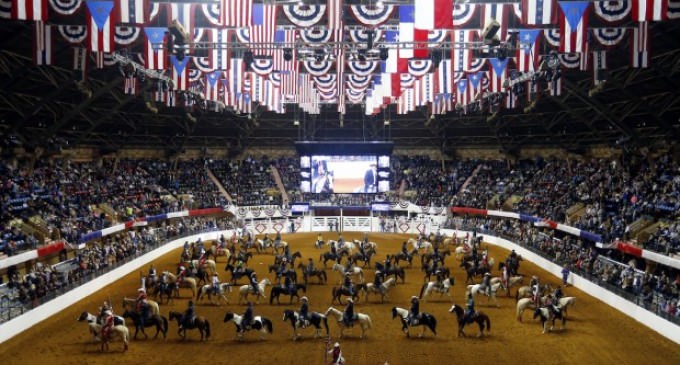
top-left (319, 253), bottom-right (323, 263)
top-left (365, 314), bottom-right (373, 329)
top-left (204, 319), bottom-right (211, 339)
top-left (419, 283), bottom-right (427, 299)
top-left (484, 315), bottom-right (491, 331)
top-left (321, 270), bottom-right (327, 283)
top-left (269, 288), bottom-right (276, 305)
top-left (161, 316), bottom-right (169, 337)
top-left (429, 314), bottom-right (437, 335)
top-left (515, 288), bottom-right (519, 302)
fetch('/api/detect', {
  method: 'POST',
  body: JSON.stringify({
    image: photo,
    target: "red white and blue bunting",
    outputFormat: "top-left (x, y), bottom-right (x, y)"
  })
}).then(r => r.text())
top-left (348, 29), bottom-right (383, 45)
top-left (114, 26), bottom-right (140, 46)
top-left (544, 29), bottom-right (561, 48)
top-left (300, 28), bottom-right (332, 45)
top-left (453, 4), bottom-right (476, 26)
top-left (202, 2), bottom-right (221, 26)
top-left (303, 60), bottom-right (332, 76)
top-left (0, 0), bottom-right (10, 19)
top-left (236, 28), bottom-right (250, 43)
top-left (408, 59), bottom-right (433, 77)
top-left (349, 4), bottom-right (395, 27)
top-left (559, 53), bottom-right (581, 69)
top-left (428, 30), bottom-right (448, 46)
top-left (269, 72), bottom-right (281, 87)
top-left (593, 27), bottom-right (627, 47)
top-left (59, 25), bottom-right (87, 44)
top-left (49, 0), bottom-right (82, 15)
top-left (347, 74), bottom-right (371, 88)
top-left (594, 0), bottom-right (631, 23)
top-left (251, 57), bottom-right (274, 76)
top-left (346, 89), bottom-right (364, 103)
top-left (193, 57), bottom-right (214, 73)
top-left (468, 58), bottom-right (486, 73)
top-left (149, 2), bottom-right (161, 22)
top-left (401, 73), bottom-right (415, 88)
top-left (188, 69), bottom-right (202, 83)
top-left (283, 3), bottom-right (325, 27)
top-left (347, 60), bottom-right (377, 76)
top-left (669, 0), bottom-right (680, 18)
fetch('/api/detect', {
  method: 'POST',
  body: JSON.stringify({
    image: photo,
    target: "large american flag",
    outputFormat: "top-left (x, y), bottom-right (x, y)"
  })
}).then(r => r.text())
top-left (115, 0), bottom-right (147, 24)
top-left (250, 4), bottom-right (278, 56)
top-left (11, 0), bottom-right (47, 21)
top-left (520, 0), bottom-right (555, 25)
top-left (221, 0), bottom-right (253, 27)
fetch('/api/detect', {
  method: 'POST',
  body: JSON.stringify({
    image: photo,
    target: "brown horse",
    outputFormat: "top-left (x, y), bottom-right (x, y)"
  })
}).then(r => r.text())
top-left (331, 286), bottom-right (361, 305)
top-left (297, 263), bottom-right (328, 285)
top-left (169, 311), bottom-right (211, 341)
top-left (449, 304), bottom-right (491, 338)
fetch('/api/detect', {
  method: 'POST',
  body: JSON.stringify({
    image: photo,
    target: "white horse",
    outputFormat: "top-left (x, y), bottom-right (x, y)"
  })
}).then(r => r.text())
top-left (189, 259), bottom-right (217, 273)
top-left (196, 283), bottom-right (232, 305)
top-left (533, 307), bottom-right (566, 334)
top-left (352, 239), bottom-right (378, 253)
top-left (516, 298), bottom-right (535, 321)
top-left (88, 323), bottom-right (129, 352)
top-left (409, 238), bottom-right (432, 252)
top-left (359, 277), bottom-right (396, 303)
top-left (419, 278), bottom-right (455, 302)
top-left (467, 282), bottom-right (502, 307)
top-left (336, 241), bottom-right (355, 256)
top-left (238, 278), bottom-right (272, 303)
top-left (491, 275), bottom-right (524, 295)
top-left (224, 312), bottom-right (273, 340)
top-left (324, 307), bottom-right (373, 339)
top-left (332, 263), bottom-right (365, 283)
top-left (557, 297), bottom-right (576, 318)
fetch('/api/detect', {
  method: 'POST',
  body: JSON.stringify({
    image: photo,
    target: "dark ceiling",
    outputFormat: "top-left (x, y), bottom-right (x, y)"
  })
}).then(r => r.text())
top-left (1, 3), bottom-right (680, 155)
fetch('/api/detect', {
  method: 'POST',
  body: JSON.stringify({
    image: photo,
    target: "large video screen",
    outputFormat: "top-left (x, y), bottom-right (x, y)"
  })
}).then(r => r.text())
top-left (300, 155), bottom-right (390, 194)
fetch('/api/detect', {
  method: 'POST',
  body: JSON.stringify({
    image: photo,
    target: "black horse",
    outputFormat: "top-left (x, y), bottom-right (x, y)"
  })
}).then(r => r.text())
top-left (151, 281), bottom-right (178, 304)
top-left (421, 249), bottom-right (451, 268)
top-left (269, 283), bottom-right (307, 305)
top-left (533, 306), bottom-right (566, 333)
top-left (375, 262), bottom-right (406, 284)
top-left (392, 250), bottom-right (418, 267)
top-left (169, 311), bottom-right (211, 341)
top-left (319, 251), bottom-right (340, 267)
top-left (268, 264), bottom-right (298, 284)
top-left (297, 263), bottom-right (328, 285)
top-left (228, 251), bottom-right (253, 266)
top-left (282, 309), bottom-right (329, 339)
top-left (349, 249), bottom-right (375, 268)
top-left (275, 251), bottom-right (302, 266)
top-left (122, 310), bottom-right (168, 340)
top-left (461, 260), bottom-right (489, 284)
top-left (391, 307), bottom-right (437, 338)
top-left (331, 286), bottom-right (361, 305)
top-left (224, 264), bottom-right (255, 284)
top-left (422, 266), bottom-right (451, 283)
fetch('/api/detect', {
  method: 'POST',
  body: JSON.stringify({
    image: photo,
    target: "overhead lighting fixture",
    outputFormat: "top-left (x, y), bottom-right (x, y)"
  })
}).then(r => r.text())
top-left (293, 119), bottom-right (300, 126)
top-left (482, 19), bottom-right (500, 46)
top-left (384, 119), bottom-right (390, 126)
top-left (283, 48), bottom-right (293, 61)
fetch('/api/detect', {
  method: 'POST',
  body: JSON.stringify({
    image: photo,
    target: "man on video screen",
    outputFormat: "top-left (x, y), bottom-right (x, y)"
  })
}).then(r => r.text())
top-left (312, 159), bottom-right (334, 193)
top-left (363, 163), bottom-right (377, 193)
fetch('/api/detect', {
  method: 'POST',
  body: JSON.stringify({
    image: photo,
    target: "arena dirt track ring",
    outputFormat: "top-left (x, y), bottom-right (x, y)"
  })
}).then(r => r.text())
top-left (1, 232), bottom-right (679, 365)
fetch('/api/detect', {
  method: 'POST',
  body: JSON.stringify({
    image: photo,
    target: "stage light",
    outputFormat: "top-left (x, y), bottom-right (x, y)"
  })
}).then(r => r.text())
top-left (379, 48), bottom-right (388, 61)
top-left (482, 19), bottom-right (500, 46)
top-left (357, 49), bottom-right (367, 62)
top-left (283, 48), bottom-right (293, 61)
top-left (366, 29), bottom-right (374, 50)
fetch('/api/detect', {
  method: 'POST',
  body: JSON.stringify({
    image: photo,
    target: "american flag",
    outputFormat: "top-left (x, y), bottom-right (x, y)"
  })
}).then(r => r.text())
top-left (558, 1), bottom-right (590, 54)
top-left (168, 3), bottom-right (196, 43)
top-left (631, 22), bottom-right (649, 68)
top-left (520, 0), bottom-right (555, 25)
top-left (229, 58), bottom-right (244, 95)
top-left (210, 28), bottom-right (230, 70)
top-left (11, 0), bottom-right (47, 21)
top-left (170, 55), bottom-right (190, 91)
top-left (436, 59), bottom-right (453, 96)
top-left (73, 47), bottom-right (88, 82)
top-left (452, 30), bottom-right (475, 72)
top-left (144, 27), bottom-right (166, 70)
top-left (273, 29), bottom-right (297, 72)
top-left (33, 21), bottom-right (52, 66)
top-left (327, 0), bottom-right (343, 30)
top-left (632, 0), bottom-right (667, 21)
top-left (86, 0), bottom-right (115, 53)
top-left (250, 4), bottom-right (278, 56)
top-left (481, 4), bottom-right (509, 41)
top-left (221, 0), bottom-right (253, 27)
top-left (115, 0), bottom-right (147, 24)
top-left (433, 93), bottom-right (453, 114)
top-left (124, 75), bottom-right (137, 95)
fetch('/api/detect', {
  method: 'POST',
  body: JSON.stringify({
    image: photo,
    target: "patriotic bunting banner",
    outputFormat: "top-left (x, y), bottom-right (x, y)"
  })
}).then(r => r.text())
top-left (114, 26), bottom-right (140, 45)
top-left (201, 1), bottom-right (220, 26)
top-left (282, 3), bottom-right (325, 27)
top-left (59, 25), bottom-right (87, 44)
top-left (170, 55), bottom-right (190, 90)
top-left (49, 0), bottom-right (81, 15)
top-left (144, 27), bottom-right (166, 70)
top-left (453, 4), bottom-right (476, 26)
top-left (349, 3), bottom-right (395, 26)
top-left (594, 0), bottom-right (631, 22)
top-left (204, 71), bottom-right (221, 101)
top-left (517, 29), bottom-right (541, 72)
top-left (594, 28), bottom-right (627, 47)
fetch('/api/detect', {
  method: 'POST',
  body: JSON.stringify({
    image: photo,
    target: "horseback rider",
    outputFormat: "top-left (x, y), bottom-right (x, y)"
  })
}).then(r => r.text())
top-left (236, 258), bottom-right (246, 274)
top-left (384, 255), bottom-right (392, 273)
top-left (343, 298), bottom-right (354, 327)
top-left (374, 270), bottom-right (385, 296)
top-left (212, 272), bottom-right (220, 295)
top-left (432, 245), bottom-right (441, 264)
top-left (481, 272), bottom-right (492, 296)
top-left (275, 232), bottom-right (282, 248)
top-left (330, 240), bottom-right (338, 260)
top-left (159, 270), bottom-right (169, 294)
top-left (316, 233), bottom-right (324, 248)
top-left (148, 264), bottom-right (157, 287)
top-left (178, 264), bottom-right (188, 281)
top-left (180, 300), bottom-right (195, 330)
top-left (554, 286), bottom-right (564, 301)
top-left (545, 293), bottom-right (561, 318)
top-left (530, 276), bottom-right (541, 306)
top-left (401, 241), bottom-right (410, 260)
top-left (464, 292), bottom-right (476, 324)
top-left (136, 287), bottom-right (149, 327)
top-left (338, 234), bottom-right (345, 246)
top-left (283, 272), bottom-right (295, 294)
top-left (435, 270), bottom-right (445, 290)
top-left (283, 244), bottom-right (291, 261)
top-left (343, 272), bottom-right (354, 297)
top-left (242, 301), bottom-right (254, 331)
top-left (344, 256), bottom-right (354, 274)
top-left (101, 301), bottom-right (114, 340)
top-left (305, 258), bottom-right (315, 277)
top-left (263, 233), bottom-right (271, 246)
top-left (409, 296), bottom-right (420, 326)
top-left (250, 272), bottom-right (260, 296)
top-left (278, 258), bottom-right (289, 278)
top-left (299, 296), bottom-right (309, 328)
top-left (500, 262), bottom-right (509, 289)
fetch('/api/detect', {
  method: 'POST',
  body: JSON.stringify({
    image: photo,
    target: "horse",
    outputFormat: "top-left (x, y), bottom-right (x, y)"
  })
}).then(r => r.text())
top-left (422, 266), bottom-right (451, 283)
top-left (207, 243), bottom-right (231, 262)
top-left (392, 250), bottom-right (417, 268)
top-left (196, 283), bottom-right (232, 305)
top-left (515, 298), bottom-right (535, 321)
top-left (238, 278), bottom-right (272, 304)
top-left (282, 309), bottom-right (329, 340)
top-left (331, 286), bottom-right (362, 305)
top-left (491, 275), bottom-right (524, 296)
top-left (533, 307), bottom-right (566, 334)
top-left (77, 311), bottom-right (125, 327)
top-left (419, 277), bottom-right (454, 302)
top-left (297, 263), bottom-right (328, 285)
top-left (122, 310), bottom-right (168, 340)
top-left (169, 311), bottom-right (211, 341)
top-left (515, 285), bottom-right (533, 301)
top-left (255, 238), bottom-right (274, 254)
top-left (449, 304), bottom-right (491, 338)
top-left (166, 272), bottom-right (197, 298)
top-left (324, 307), bottom-right (373, 339)
top-left (122, 297), bottom-right (160, 317)
top-left (391, 307), bottom-right (437, 338)
top-left (224, 264), bottom-right (255, 284)
top-left (88, 323), bottom-right (130, 352)
top-left (336, 241), bottom-right (355, 257)
top-left (269, 283), bottom-right (307, 305)
top-left (356, 277), bottom-right (397, 303)
top-left (320, 251), bottom-right (340, 267)
top-left (228, 251), bottom-right (253, 266)
top-left (275, 251), bottom-right (302, 266)
top-left (224, 312), bottom-right (273, 340)
top-left (375, 262), bottom-right (406, 285)
top-left (420, 249), bottom-right (451, 267)
top-left (461, 259), bottom-right (493, 283)
top-left (556, 296), bottom-right (576, 317)
top-left (352, 239), bottom-right (378, 253)
top-left (409, 238), bottom-right (433, 252)
top-left (151, 280), bottom-right (178, 305)
top-left (332, 263), bottom-right (364, 283)
top-left (349, 249), bottom-right (375, 268)
top-left (467, 282), bottom-right (502, 307)
top-left (188, 259), bottom-right (217, 274)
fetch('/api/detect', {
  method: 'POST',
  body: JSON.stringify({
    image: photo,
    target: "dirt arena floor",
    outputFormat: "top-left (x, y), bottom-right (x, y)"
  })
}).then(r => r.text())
top-left (1, 232), bottom-right (679, 365)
